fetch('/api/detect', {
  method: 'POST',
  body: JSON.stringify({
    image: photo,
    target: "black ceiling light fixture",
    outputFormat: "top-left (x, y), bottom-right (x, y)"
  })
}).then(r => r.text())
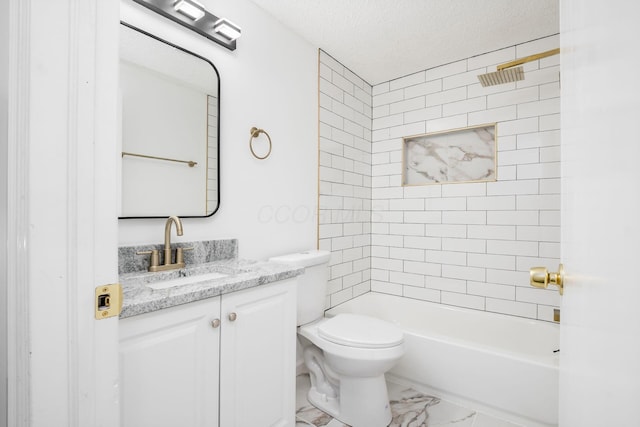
top-left (132, 0), bottom-right (241, 51)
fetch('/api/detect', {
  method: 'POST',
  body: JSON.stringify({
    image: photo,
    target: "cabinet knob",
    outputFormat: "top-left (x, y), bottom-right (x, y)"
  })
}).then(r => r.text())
top-left (228, 312), bottom-right (237, 321)
top-left (210, 319), bottom-right (221, 328)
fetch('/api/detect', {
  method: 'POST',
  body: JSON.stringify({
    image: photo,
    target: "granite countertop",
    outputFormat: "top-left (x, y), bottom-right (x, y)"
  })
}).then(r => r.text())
top-left (120, 258), bottom-right (304, 318)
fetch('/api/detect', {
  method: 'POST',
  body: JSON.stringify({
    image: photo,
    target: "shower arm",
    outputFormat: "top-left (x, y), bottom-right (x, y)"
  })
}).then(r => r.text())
top-left (497, 48), bottom-right (560, 71)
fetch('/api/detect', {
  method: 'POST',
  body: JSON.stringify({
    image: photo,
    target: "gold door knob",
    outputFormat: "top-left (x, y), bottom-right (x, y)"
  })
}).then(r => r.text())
top-left (530, 264), bottom-right (564, 295)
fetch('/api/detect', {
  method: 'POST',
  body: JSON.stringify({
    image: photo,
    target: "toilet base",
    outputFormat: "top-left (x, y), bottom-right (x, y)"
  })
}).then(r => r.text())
top-left (308, 374), bottom-right (392, 427)
top-left (307, 385), bottom-right (340, 420)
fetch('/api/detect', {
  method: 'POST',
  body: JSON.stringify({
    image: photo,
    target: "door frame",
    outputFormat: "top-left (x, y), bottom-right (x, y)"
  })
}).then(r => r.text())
top-left (6, 1), bottom-right (120, 426)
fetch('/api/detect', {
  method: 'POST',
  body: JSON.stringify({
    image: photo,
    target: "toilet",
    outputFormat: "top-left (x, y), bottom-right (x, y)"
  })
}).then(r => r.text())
top-left (269, 250), bottom-right (404, 427)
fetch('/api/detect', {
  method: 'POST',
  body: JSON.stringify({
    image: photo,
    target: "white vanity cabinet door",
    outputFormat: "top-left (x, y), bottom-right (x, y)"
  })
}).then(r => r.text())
top-left (219, 278), bottom-right (297, 427)
top-left (119, 297), bottom-right (221, 427)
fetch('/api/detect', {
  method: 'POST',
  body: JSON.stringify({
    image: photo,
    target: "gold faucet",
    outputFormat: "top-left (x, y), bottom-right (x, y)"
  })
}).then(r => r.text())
top-left (163, 215), bottom-right (183, 267)
top-left (137, 216), bottom-right (187, 272)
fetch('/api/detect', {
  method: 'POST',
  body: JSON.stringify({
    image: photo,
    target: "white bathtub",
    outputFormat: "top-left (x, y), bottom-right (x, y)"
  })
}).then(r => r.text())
top-left (325, 292), bottom-right (559, 427)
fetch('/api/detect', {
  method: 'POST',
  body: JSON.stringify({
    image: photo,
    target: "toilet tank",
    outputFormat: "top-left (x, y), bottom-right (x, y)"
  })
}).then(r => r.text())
top-left (269, 250), bottom-right (331, 326)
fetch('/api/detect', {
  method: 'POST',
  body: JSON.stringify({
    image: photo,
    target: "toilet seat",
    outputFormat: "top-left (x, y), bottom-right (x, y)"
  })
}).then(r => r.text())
top-left (298, 315), bottom-right (404, 362)
top-left (318, 314), bottom-right (404, 349)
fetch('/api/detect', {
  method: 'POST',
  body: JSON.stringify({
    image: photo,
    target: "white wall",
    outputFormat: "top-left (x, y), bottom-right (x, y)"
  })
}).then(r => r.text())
top-left (118, 0), bottom-right (318, 260)
top-left (318, 51), bottom-right (373, 308)
top-left (319, 35), bottom-right (562, 321)
top-left (0, 0), bottom-right (8, 422)
top-left (369, 35), bottom-right (561, 321)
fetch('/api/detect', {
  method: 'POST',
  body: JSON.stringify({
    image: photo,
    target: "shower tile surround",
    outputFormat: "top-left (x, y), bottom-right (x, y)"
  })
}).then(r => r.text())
top-left (319, 35), bottom-right (561, 321)
top-left (318, 51), bottom-right (374, 308)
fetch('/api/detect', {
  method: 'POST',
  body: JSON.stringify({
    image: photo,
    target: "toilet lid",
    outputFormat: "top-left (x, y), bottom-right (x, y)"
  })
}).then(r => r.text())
top-left (317, 314), bottom-right (404, 349)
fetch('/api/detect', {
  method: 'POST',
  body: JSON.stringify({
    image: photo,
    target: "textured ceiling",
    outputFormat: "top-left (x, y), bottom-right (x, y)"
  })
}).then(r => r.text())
top-left (249, 0), bottom-right (559, 85)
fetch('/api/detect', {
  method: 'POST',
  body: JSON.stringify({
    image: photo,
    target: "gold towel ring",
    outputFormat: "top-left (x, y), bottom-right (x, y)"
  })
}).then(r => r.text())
top-left (249, 127), bottom-right (272, 160)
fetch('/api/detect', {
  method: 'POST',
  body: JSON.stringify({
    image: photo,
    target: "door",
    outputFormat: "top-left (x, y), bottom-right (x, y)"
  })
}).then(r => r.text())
top-left (559, 1), bottom-right (640, 425)
top-left (6, 1), bottom-right (121, 426)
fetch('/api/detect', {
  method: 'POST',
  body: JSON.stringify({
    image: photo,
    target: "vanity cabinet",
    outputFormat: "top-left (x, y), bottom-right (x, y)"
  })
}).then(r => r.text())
top-left (219, 279), bottom-right (297, 426)
top-left (119, 279), bottom-right (297, 427)
top-left (119, 296), bottom-right (221, 427)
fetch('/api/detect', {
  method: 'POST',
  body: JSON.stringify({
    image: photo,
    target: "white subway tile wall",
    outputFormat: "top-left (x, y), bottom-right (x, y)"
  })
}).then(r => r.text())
top-left (207, 95), bottom-right (218, 213)
top-left (318, 35), bottom-right (561, 321)
top-left (318, 51), bottom-right (373, 308)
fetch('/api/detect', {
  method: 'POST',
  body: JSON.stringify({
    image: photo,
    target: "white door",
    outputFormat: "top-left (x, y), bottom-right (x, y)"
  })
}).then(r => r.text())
top-left (559, 1), bottom-right (640, 425)
top-left (6, 1), bottom-right (121, 426)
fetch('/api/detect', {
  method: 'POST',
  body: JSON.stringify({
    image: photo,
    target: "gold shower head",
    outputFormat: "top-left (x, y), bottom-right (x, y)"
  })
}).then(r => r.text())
top-left (477, 48), bottom-right (560, 87)
top-left (478, 66), bottom-right (525, 87)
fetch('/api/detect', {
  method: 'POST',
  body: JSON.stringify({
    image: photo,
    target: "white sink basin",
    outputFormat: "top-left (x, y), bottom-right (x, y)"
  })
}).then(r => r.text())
top-left (146, 271), bottom-right (228, 290)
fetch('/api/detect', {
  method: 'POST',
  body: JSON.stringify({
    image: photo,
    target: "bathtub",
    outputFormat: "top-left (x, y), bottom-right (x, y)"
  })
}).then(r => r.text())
top-left (325, 292), bottom-right (559, 427)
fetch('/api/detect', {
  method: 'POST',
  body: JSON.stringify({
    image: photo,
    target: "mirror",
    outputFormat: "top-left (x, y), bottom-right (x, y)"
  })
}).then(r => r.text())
top-left (118, 22), bottom-right (220, 218)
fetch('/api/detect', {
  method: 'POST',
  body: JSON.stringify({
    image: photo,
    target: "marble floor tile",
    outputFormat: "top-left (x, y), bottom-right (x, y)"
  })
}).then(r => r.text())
top-left (295, 374), bottom-right (522, 427)
top-left (472, 413), bottom-right (522, 427)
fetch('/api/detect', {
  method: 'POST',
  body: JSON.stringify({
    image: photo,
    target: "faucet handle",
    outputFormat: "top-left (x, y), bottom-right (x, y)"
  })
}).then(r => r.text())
top-left (136, 249), bottom-right (160, 270)
top-left (176, 247), bottom-right (193, 264)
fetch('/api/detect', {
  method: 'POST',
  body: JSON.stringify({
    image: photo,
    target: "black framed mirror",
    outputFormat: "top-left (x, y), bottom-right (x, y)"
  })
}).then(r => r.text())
top-left (118, 22), bottom-right (220, 218)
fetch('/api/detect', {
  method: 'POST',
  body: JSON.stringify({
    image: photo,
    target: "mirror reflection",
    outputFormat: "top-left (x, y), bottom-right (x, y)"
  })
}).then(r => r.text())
top-left (118, 23), bottom-right (220, 218)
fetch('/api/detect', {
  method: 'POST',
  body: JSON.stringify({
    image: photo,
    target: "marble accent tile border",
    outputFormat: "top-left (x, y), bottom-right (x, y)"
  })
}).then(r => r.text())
top-left (118, 239), bottom-right (237, 275)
